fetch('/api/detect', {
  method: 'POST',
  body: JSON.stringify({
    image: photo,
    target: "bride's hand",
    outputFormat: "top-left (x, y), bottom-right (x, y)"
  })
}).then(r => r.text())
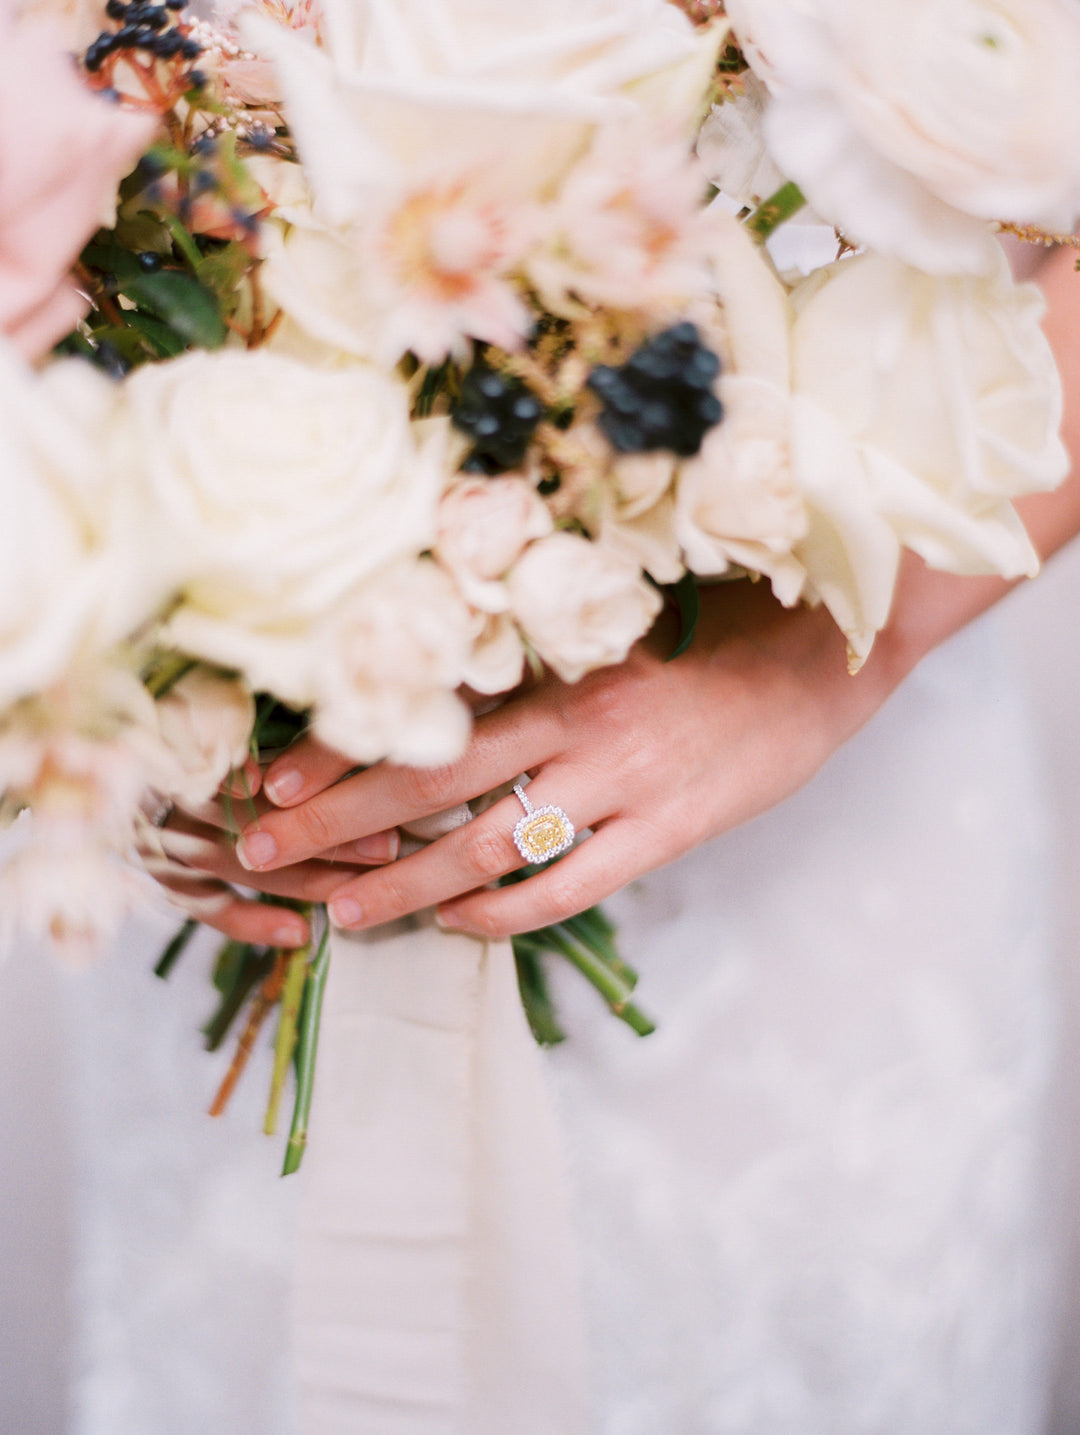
top-left (142, 771), bottom-right (401, 948)
top-left (223, 580), bottom-right (911, 940)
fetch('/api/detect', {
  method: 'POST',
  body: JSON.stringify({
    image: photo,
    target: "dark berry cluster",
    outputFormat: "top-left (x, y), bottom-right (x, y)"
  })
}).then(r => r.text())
top-left (452, 363), bottom-right (544, 473)
top-left (586, 322), bottom-right (723, 458)
top-left (84, 0), bottom-right (201, 74)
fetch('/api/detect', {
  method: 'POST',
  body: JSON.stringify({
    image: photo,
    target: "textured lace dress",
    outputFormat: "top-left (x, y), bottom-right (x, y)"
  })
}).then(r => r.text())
top-left (53, 612), bottom-right (1059, 1435)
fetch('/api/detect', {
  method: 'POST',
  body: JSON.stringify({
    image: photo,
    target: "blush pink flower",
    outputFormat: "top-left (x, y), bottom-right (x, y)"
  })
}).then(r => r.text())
top-left (0, 7), bottom-right (156, 360)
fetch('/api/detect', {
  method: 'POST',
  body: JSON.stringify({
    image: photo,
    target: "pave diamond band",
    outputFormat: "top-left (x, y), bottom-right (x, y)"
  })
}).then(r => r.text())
top-left (511, 783), bottom-right (575, 864)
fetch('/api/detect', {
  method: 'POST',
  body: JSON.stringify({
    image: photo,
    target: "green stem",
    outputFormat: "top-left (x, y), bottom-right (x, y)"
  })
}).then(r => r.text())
top-left (154, 917), bottom-right (197, 979)
top-left (165, 210), bottom-right (205, 272)
top-left (745, 181), bottom-right (807, 243)
top-left (143, 651), bottom-right (196, 699)
top-left (264, 943), bottom-right (310, 1136)
top-left (547, 926), bottom-right (655, 1037)
top-left (282, 921), bottom-right (332, 1176)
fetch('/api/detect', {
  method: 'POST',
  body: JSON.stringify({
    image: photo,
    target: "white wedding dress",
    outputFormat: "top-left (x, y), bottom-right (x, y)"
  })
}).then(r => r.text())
top-left (37, 612), bottom-right (1060, 1434)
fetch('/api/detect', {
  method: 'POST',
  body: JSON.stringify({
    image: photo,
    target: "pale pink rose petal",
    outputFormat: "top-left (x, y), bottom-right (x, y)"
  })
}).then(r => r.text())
top-left (0, 14), bottom-right (157, 358)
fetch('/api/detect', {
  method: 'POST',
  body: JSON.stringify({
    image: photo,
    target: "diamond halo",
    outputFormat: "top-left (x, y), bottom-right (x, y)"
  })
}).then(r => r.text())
top-left (511, 783), bottom-right (575, 864)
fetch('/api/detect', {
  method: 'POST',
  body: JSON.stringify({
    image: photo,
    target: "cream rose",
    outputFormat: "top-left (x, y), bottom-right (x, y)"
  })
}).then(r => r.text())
top-left (154, 668), bottom-right (256, 808)
top-left (724, 0), bottom-right (1080, 273)
top-left (435, 476), bottom-right (552, 613)
top-left (507, 533), bottom-right (663, 683)
top-left (310, 560), bottom-right (474, 767)
top-left (123, 350), bottom-right (446, 698)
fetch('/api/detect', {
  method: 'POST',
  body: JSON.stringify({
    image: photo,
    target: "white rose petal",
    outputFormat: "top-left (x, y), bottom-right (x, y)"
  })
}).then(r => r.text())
top-left (790, 245), bottom-right (1065, 578)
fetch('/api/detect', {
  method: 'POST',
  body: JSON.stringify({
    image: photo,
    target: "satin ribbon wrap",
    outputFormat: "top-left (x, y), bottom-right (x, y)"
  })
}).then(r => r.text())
top-left (293, 916), bottom-right (589, 1435)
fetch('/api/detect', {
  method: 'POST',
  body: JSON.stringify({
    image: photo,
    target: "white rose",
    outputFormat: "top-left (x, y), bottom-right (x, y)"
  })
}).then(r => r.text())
top-left (0, 346), bottom-right (174, 711)
top-left (724, 0), bottom-right (1080, 273)
top-left (788, 243), bottom-right (1067, 657)
top-left (123, 350), bottom-right (446, 698)
top-left (310, 560), bottom-right (473, 767)
top-left (435, 476), bottom-right (552, 613)
top-left (154, 668), bottom-right (256, 808)
top-left (507, 533), bottom-right (663, 683)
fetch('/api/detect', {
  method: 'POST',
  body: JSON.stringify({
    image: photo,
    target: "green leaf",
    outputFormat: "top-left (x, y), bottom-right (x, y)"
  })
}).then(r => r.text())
top-left (123, 309), bottom-right (188, 359)
top-left (667, 572), bottom-right (700, 661)
top-left (513, 945), bottom-right (567, 1046)
top-left (123, 270), bottom-right (228, 349)
top-left (195, 241), bottom-right (253, 312)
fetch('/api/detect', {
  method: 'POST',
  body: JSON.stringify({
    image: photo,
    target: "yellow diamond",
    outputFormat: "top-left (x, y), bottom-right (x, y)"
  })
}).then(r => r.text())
top-left (514, 807), bottom-right (575, 862)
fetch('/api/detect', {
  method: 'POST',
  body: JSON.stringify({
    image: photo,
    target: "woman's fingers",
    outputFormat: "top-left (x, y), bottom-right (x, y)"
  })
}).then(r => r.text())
top-left (263, 736), bottom-right (358, 807)
top-left (434, 818), bottom-right (647, 939)
top-left (236, 694), bottom-right (565, 872)
top-left (322, 767), bottom-right (608, 932)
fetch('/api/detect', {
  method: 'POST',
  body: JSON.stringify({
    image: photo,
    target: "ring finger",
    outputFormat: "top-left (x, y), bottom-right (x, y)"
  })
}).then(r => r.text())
top-left (324, 767), bottom-right (608, 932)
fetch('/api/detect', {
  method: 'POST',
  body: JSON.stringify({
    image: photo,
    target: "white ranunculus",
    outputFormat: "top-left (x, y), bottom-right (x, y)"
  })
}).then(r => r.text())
top-left (435, 476), bottom-right (552, 613)
top-left (725, 0), bottom-right (1080, 273)
top-left (0, 346), bottom-right (173, 712)
top-left (154, 668), bottom-right (256, 808)
top-left (125, 349), bottom-right (446, 698)
top-left (310, 560), bottom-right (474, 767)
top-left (507, 533), bottom-right (663, 683)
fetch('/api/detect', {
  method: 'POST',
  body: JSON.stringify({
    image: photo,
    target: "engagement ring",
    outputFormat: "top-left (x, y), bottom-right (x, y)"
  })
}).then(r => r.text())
top-left (511, 783), bottom-right (575, 864)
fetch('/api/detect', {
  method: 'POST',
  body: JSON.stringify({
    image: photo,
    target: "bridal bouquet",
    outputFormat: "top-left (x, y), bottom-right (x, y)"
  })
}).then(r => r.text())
top-left (2, 0), bottom-right (1075, 1164)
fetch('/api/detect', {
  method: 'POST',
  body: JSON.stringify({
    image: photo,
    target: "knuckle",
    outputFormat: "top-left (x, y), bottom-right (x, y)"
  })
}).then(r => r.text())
top-left (294, 800), bottom-right (337, 853)
top-left (540, 866), bottom-right (588, 923)
top-left (368, 865), bottom-right (412, 921)
top-left (402, 762), bottom-right (459, 811)
top-left (459, 821), bottom-right (513, 881)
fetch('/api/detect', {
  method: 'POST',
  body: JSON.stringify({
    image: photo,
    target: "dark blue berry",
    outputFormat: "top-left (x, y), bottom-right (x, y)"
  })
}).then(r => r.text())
top-left (186, 68), bottom-right (208, 90)
top-left (178, 35), bottom-right (202, 59)
top-left (84, 33), bottom-right (116, 69)
top-left (137, 251), bottom-right (163, 272)
top-left (105, 0), bottom-right (127, 17)
top-left (452, 362), bottom-right (545, 472)
top-left (586, 323), bottom-right (724, 458)
top-left (151, 30), bottom-right (183, 56)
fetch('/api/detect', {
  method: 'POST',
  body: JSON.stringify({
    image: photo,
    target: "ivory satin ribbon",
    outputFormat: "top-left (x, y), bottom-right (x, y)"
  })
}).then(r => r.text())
top-left (292, 917), bottom-right (589, 1435)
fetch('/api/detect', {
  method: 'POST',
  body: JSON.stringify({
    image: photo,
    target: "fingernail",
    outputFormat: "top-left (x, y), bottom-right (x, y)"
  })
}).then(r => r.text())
top-left (265, 768), bottom-right (303, 805)
top-left (435, 905), bottom-right (476, 934)
top-left (350, 830), bottom-right (400, 864)
top-left (236, 829), bottom-right (277, 870)
top-left (273, 920), bottom-right (307, 947)
top-left (330, 895), bottom-right (363, 928)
